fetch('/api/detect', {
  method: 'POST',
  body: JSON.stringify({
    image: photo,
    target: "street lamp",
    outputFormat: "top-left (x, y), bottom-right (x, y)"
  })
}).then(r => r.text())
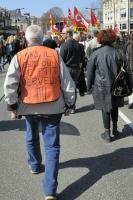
top-left (85, 7), bottom-right (103, 21)
top-left (85, 7), bottom-right (102, 13)
top-left (85, 7), bottom-right (100, 10)
top-left (85, 7), bottom-right (103, 28)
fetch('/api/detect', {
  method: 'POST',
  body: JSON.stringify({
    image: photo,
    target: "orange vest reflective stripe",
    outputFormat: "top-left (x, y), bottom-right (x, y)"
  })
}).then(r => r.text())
top-left (17, 46), bottom-right (61, 104)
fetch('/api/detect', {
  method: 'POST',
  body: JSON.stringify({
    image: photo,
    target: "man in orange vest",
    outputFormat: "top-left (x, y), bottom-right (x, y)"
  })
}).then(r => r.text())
top-left (4, 25), bottom-right (75, 200)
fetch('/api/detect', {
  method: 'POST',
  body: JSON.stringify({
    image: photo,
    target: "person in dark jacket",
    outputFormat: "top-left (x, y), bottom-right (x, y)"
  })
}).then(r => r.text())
top-left (87, 29), bottom-right (125, 143)
top-left (60, 28), bottom-right (83, 113)
top-left (43, 38), bottom-right (57, 49)
top-left (73, 32), bottom-right (87, 96)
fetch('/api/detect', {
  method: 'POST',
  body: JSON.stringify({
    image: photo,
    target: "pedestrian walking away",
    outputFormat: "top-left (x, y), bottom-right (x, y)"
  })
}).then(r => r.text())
top-left (85, 30), bottom-right (101, 60)
top-left (87, 29), bottom-right (127, 143)
top-left (60, 27), bottom-right (83, 113)
top-left (4, 25), bottom-right (76, 200)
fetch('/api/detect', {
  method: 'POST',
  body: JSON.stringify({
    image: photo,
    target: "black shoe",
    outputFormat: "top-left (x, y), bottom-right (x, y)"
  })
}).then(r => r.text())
top-left (112, 130), bottom-right (121, 137)
top-left (128, 103), bottom-right (133, 109)
top-left (112, 123), bottom-right (121, 137)
top-left (101, 130), bottom-right (112, 143)
top-left (71, 108), bottom-right (76, 114)
top-left (79, 92), bottom-right (85, 96)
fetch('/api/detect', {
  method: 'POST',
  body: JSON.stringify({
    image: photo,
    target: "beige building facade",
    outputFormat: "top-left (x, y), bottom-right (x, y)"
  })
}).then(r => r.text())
top-left (103, 0), bottom-right (133, 33)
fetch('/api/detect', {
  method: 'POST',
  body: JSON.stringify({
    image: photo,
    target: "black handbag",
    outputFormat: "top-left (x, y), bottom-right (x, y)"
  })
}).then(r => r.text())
top-left (112, 66), bottom-right (132, 97)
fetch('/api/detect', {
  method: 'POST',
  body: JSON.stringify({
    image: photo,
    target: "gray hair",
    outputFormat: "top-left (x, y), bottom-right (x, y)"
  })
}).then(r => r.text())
top-left (25, 25), bottom-right (43, 44)
top-left (62, 27), bottom-right (73, 37)
top-left (73, 32), bottom-right (80, 41)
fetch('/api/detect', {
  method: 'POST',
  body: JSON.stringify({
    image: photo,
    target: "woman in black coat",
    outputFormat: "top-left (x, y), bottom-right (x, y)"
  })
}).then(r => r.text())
top-left (87, 29), bottom-right (125, 142)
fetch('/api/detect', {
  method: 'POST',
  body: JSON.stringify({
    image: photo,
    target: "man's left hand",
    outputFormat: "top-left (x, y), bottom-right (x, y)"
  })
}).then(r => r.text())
top-left (11, 110), bottom-right (17, 119)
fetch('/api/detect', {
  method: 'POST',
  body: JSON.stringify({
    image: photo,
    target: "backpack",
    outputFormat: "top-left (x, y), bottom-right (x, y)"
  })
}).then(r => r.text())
top-left (112, 65), bottom-right (132, 97)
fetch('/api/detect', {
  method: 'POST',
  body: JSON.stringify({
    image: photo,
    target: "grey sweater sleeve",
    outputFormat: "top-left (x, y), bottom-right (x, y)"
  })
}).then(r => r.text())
top-left (59, 56), bottom-right (76, 106)
top-left (4, 55), bottom-right (20, 110)
top-left (86, 54), bottom-right (96, 91)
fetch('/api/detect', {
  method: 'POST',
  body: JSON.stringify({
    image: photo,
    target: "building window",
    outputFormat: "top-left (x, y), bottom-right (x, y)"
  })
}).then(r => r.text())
top-left (130, 23), bottom-right (133, 29)
top-left (105, 14), bottom-right (108, 20)
top-left (120, 8), bottom-right (126, 18)
top-left (130, 0), bottom-right (133, 2)
top-left (122, 23), bottom-right (127, 29)
top-left (130, 8), bottom-right (133, 17)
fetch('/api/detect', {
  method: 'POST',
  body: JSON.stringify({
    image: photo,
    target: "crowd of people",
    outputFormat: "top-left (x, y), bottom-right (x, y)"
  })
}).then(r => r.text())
top-left (0, 32), bottom-right (27, 71)
top-left (2, 25), bottom-right (133, 200)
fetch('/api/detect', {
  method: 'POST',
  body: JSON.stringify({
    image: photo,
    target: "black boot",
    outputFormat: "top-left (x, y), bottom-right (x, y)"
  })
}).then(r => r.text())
top-left (101, 129), bottom-right (112, 143)
top-left (112, 123), bottom-right (121, 137)
top-left (128, 103), bottom-right (133, 109)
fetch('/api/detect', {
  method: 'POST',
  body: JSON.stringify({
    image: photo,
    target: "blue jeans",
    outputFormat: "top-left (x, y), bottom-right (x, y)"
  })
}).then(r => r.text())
top-left (25, 114), bottom-right (62, 196)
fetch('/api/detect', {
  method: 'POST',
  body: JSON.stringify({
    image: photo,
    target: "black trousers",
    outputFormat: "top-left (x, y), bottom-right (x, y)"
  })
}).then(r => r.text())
top-left (102, 107), bottom-right (118, 129)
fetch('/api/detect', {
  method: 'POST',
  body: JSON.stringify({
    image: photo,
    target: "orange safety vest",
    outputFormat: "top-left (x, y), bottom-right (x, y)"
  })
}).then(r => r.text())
top-left (17, 46), bottom-right (61, 104)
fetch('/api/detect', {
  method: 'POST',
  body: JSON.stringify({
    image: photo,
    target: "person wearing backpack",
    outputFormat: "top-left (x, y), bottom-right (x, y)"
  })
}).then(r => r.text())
top-left (87, 29), bottom-right (126, 143)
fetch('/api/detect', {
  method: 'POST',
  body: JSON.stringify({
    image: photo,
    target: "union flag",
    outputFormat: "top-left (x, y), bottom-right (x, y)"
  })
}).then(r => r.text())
top-left (90, 9), bottom-right (98, 26)
top-left (49, 10), bottom-right (59, 33)
top-left (62, 15), bottom-right (67, 29)
top-left (68, 8), bottom-right (73, 21)
top-left (73, 7), bottom-right (89, 32)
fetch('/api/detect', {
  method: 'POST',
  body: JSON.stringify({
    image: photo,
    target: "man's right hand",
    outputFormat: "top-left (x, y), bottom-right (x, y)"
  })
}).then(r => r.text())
top-left (64, 104), bottom-right (74, 116)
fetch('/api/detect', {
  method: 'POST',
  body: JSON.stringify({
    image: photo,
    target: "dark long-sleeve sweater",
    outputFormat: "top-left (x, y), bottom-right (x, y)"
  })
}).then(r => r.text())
top-left (60, 39), bottom-right (83, 69)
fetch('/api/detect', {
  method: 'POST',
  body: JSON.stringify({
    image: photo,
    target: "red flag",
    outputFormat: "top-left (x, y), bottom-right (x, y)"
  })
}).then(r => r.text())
top-left (52, 24), bottom-right (59, 33)
top-left (74, 7), bottom-right (86, 28)
top-left (68, 8), bottom-right (73, 20)
top-left (79, 11), bottom-right (90, 30)
top-left (49, 10), bottom-right (53, 27)
top-left (90, 9), bottom-right (98, 26)
top-left (62, 15), bottom-right (67, 29)
top-left (49, 10), bottom-right (59, 33)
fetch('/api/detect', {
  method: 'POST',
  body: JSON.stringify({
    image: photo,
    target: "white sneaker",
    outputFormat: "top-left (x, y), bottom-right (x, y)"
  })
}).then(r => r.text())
top-left (45, 196), bottom-right (57, 200)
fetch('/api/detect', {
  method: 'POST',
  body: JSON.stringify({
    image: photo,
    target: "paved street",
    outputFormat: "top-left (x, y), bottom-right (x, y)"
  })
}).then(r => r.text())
top-left (0, 68), bottom-right (133, 200)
